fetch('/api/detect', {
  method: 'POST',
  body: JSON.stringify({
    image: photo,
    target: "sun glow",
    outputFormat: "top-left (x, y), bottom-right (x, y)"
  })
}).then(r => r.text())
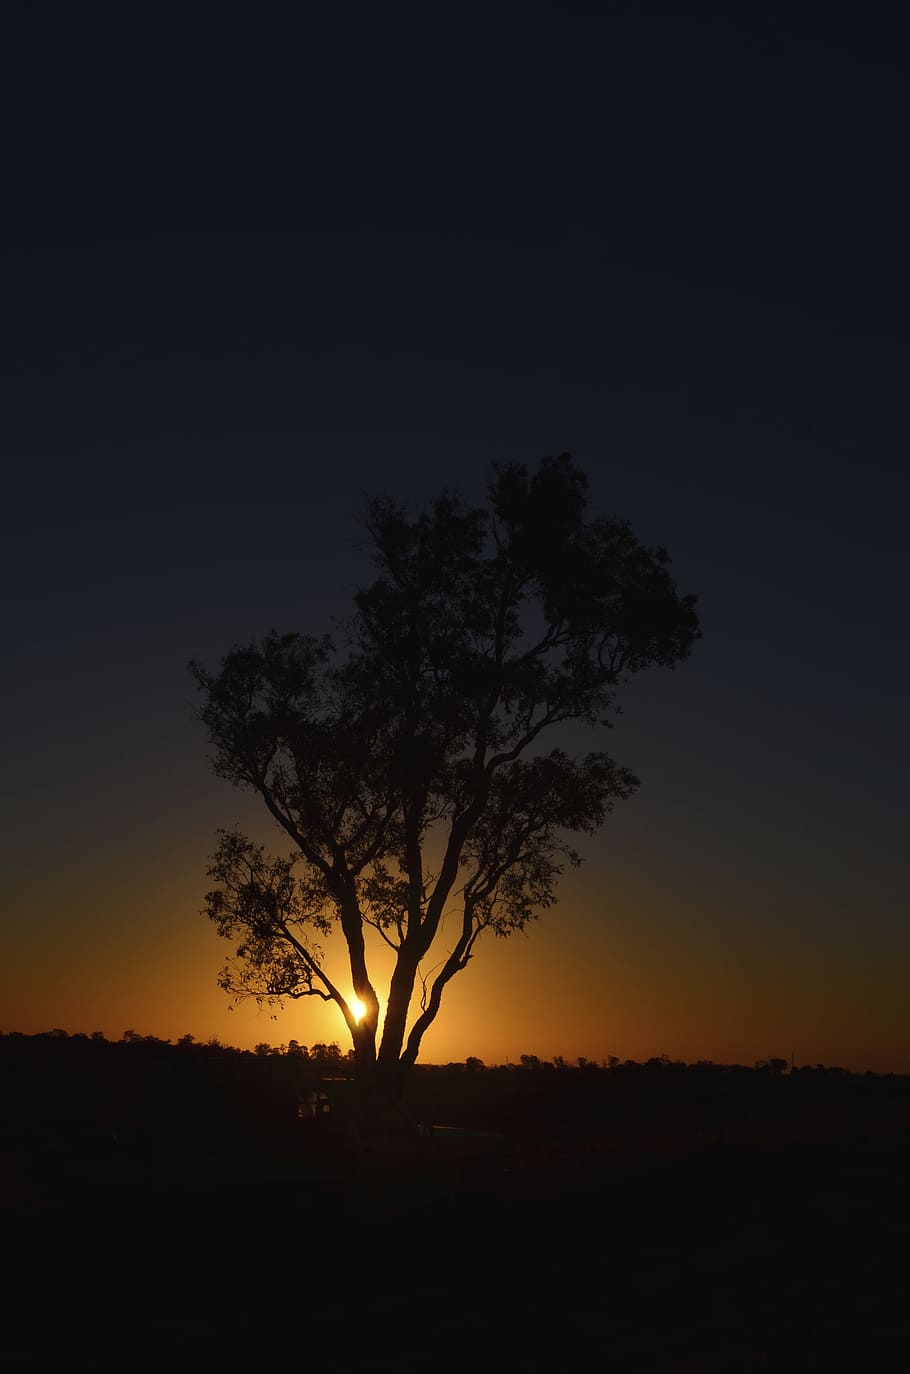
top-left (350, 996), bottom-right (366, 1023)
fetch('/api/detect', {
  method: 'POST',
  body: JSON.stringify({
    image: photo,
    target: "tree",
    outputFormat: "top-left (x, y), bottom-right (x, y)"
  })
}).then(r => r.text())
top-left (191, 455), bottom-right (699, 1087)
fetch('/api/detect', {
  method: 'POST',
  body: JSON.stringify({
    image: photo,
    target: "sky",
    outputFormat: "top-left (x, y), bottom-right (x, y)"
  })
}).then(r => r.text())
top-left (3, 4), bottom-right (909, 1071)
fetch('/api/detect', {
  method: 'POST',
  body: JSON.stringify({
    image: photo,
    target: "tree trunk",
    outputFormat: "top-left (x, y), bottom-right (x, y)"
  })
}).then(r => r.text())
top-left (352, 1021), bottom-right (377, 1071)
top-left (377, 949), bottom-right (420, 1070)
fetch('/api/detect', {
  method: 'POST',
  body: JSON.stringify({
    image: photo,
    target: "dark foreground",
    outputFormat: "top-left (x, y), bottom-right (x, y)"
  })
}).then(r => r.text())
top-left (3, 1044), bottom-right (910, 1370)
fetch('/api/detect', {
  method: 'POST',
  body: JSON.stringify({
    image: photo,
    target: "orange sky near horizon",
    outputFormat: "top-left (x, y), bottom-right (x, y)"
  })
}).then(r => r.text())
top-left (5, 814), bottom-right (908, 1076)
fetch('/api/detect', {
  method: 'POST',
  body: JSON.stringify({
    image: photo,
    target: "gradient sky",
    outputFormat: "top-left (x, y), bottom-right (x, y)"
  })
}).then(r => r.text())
top-left (4, 6), bottom-right (909, 1070)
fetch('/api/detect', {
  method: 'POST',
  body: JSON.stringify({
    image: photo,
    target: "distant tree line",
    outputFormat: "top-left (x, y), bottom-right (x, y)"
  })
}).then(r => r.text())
top-left (5, 1030), bottom-right (909, 1169)
top-left (0, 1030), bottom-right (896, 1081)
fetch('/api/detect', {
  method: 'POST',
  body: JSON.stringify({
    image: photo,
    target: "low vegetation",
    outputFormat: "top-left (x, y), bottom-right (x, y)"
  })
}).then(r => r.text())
top-left (5, 1029), bottom-right (910, 1366)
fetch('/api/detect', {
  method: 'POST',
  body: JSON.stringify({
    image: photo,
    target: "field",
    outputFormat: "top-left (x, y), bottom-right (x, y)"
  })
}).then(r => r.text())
top-left (3, 1035), bottom-right (910, 1369)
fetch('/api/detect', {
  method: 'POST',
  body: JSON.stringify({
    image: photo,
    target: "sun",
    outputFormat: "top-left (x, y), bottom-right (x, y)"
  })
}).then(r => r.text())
top-left (350, 995), bottom-right (366, 1023)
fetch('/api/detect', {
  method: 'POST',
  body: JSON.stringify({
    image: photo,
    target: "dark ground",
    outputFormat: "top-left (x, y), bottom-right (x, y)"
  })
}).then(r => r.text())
top-left (3, 1038), bottom-right (909, 1370)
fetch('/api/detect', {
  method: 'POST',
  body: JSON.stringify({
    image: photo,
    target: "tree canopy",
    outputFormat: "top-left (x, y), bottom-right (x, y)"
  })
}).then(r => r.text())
top-left (191, 455), bottom-right (699, 1079)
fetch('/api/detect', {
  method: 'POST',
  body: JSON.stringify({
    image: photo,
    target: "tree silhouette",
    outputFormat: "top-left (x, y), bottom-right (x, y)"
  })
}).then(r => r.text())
top-left (191, 455), bottom-right (699, 1085)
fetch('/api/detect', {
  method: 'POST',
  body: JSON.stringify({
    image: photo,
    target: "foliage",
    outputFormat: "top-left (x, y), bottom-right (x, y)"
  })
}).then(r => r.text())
top-left (190, 455), bottom-right (700, 1076)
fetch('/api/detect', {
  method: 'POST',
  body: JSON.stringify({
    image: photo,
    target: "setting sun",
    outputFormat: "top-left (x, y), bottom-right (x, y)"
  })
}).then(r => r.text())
top-left (350, 996), bottom-right (366, 1023)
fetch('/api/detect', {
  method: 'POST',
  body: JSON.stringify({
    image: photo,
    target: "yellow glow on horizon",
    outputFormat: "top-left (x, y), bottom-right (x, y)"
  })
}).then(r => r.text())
top-left (350, 996), bottom-right (366, 1023)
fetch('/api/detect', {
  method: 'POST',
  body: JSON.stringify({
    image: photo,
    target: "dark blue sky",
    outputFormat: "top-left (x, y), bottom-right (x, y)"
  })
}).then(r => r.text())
top-left (3, 4), bottom-right (909, 1066)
